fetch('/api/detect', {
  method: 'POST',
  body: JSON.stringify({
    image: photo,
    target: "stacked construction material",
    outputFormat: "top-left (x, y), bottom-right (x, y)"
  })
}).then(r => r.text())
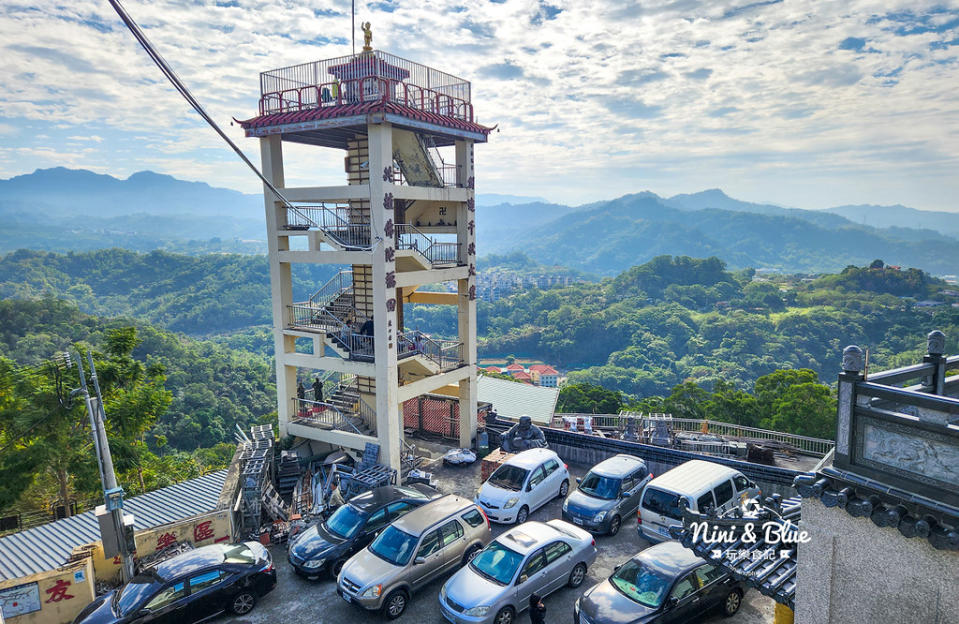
top-left (238, 425), bottom-right (275, 534)
top-left (276, 451), bottom-right (301, 499)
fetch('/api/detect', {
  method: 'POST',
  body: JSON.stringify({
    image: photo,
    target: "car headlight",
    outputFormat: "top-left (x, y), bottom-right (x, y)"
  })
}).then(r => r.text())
top-left (562, 499), bottom-right (569, 511)
top-left (594, 510), bottom-right (607, 522)
top-left (463, 606), bottom-right (490, 617)
top-left (574, 598), bottom-right (580, 614)
top-left (504, 497), bottom-right (519, 509)
top-left (440, 584), bottom-right (447, 601)
top-left (362, 584), bottom-right (383, 598)
top-left (304, 558), bottom-right (325, 569)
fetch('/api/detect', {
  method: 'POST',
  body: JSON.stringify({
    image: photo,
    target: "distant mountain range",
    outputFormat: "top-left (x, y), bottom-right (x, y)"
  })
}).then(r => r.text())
top-left (483, 190), bottom-right (959, 275)
top-left (1, 168), bottom-right (956, 274)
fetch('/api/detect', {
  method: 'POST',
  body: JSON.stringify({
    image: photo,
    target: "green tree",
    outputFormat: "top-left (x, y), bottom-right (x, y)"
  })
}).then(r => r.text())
top-left (556, 382), bottom-right (623, 414)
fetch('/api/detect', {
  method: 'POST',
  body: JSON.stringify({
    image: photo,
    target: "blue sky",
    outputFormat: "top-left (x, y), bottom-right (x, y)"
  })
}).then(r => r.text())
top-left (1, 1), bottom-right (958, 211)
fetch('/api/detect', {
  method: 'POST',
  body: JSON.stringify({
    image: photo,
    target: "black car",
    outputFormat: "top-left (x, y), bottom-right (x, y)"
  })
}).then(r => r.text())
top-left (288, 483), bottom-right (441, 579)
top-left (73, 541), bottom-right (276, 624)
top-left (574, 541), bottom-right (746, 624)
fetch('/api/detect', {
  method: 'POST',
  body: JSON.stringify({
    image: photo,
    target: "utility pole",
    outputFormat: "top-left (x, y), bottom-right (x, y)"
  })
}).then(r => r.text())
top-left (76, 351), bottom-right (136, 583)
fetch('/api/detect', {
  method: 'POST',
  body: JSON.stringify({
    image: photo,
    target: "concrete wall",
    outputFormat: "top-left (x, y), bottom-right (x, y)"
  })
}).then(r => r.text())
top-left (796, 497), bottom-right (958, 623)
top-left (0, 560), bottom-right (95, 624)
top-left (548, 440), bottom-right (797, 499)
top-left (78, 509), bottom-right (233, 585)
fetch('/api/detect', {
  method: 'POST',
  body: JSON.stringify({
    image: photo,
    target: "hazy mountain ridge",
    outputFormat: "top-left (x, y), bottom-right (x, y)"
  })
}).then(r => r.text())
top-left (2, 168), bottom-right (955, 274)
top-left (485, 192), bottom-right (959, 275)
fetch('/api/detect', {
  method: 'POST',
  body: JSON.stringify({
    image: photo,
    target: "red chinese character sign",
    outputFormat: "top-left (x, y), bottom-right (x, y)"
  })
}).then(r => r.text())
top-left (193, 520), bottom-right (215, 543)
top-left (44, 580), bottom-right (74, 603)
top-left (156, 531), bottom-right (177, 551)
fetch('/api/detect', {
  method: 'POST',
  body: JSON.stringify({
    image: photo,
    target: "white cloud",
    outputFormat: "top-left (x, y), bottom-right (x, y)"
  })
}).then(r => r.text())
top-left (0, 0), bottom-right (957, 210)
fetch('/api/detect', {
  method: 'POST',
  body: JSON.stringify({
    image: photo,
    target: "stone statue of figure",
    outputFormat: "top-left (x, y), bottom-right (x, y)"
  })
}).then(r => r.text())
top-left (362, 22), bottom-right (373, 51)
top-left (501, 415), bottom-right (547, 452)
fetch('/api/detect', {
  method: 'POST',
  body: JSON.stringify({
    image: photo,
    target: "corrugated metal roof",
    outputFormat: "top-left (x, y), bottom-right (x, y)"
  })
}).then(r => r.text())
top-left (478, 375), bottom-right (559, 425)
top-left (0, 470), bottom-right (227, 581)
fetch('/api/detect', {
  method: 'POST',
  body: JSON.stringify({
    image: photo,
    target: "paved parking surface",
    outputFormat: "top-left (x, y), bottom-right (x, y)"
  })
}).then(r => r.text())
top-left (234, 454), bottom-right (774, 624)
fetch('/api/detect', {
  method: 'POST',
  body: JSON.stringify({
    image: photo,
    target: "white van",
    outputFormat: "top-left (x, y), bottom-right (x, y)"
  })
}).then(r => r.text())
top-left (636, 459), bottom-right (760, 543)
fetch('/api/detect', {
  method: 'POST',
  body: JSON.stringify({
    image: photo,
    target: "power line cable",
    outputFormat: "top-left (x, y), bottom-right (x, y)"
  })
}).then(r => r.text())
top-left (105, 0), bottom-right (301, 217)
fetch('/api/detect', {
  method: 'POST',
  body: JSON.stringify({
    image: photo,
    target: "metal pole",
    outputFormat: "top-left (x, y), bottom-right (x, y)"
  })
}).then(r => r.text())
top-left (76, 356), bottom-right (107, 494)
top-left (85, 351), bottom-right (136, 583)
top-left (352, 0), bottom-right (355, 56)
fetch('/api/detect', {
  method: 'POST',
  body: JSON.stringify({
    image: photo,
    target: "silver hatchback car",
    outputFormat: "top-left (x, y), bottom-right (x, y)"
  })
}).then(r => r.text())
top-left (439, 520), bottom-right (597, 624)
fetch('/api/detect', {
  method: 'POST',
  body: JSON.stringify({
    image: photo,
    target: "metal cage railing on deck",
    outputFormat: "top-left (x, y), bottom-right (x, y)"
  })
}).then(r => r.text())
top-left (258, 51), bottom-right (473, 121)
top-left (395, 224), bottom-right (461, 265)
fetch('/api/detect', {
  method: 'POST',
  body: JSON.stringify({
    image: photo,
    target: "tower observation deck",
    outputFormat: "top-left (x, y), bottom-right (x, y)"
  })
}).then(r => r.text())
top-left (239, 44), bottom-right (491, 474)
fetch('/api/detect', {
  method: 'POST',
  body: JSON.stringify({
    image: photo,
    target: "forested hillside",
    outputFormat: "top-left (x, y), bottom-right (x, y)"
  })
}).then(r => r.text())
top-left (0, 298), bottom-right (275, 451)
top-left (0, 249), bottom-right (336, 335)
top-left (481, 257), bottom-right (959, 396)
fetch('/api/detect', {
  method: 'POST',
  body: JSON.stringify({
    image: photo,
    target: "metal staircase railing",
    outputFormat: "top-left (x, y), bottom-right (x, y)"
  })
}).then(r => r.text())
top-left (398, 329), bottom-right (464, 371)
top-left (395, 224), bottom-right (461, 266)
top-left (283, 204), bottom-right (372, 250)
top-left (309, 269), bottom-right (353, 308)
top-left (291, 397), bottom-right (368, 436)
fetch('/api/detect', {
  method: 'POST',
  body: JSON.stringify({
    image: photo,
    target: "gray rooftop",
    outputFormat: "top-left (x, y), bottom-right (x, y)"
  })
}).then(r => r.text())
top-left (0, 470), bottom-right (228, 581)
top-left (478, 375), bottom-right (559, 425)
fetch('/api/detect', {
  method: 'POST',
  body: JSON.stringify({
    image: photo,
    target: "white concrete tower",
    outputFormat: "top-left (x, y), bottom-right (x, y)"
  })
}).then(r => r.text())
top-left (240, 43), bottom-right (490, 474)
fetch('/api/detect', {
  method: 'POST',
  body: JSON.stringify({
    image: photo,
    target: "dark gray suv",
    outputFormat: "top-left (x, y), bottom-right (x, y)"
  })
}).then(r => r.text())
top-left (562, 454), bottom-right (651, 535)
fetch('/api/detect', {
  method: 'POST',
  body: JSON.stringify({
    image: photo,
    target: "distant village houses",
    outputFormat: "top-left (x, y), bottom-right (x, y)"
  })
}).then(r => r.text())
top-left (483, 362), bottom-right (562, 387)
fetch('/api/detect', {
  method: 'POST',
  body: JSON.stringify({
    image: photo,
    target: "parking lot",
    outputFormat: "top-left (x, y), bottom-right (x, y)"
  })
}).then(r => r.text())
top-left (235, 452), bottom-right (775, 624)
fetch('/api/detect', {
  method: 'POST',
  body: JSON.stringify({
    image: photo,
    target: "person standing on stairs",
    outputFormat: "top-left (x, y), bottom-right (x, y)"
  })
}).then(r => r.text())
top-left (312, 376), bottom-right (324, 403)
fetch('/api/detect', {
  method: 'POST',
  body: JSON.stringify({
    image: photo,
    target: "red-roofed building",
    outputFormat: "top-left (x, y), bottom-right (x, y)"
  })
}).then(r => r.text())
top-left (485, 366), bottom-right (502, 374)
top-left (505, 364), bottom-right (525, 377)
top-left (513, 371), bottom-right (533, 384)
top-left (529, 365), bottom-right (560, 387)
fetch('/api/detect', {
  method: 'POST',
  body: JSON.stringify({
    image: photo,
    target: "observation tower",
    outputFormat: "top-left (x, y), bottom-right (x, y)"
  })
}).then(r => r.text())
top-left (238, 29), bottom-right (491, 473)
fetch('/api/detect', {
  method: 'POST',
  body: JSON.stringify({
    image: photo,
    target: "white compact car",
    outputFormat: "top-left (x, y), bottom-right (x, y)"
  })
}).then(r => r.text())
top-left (475, 448), bottom-right (570, 524)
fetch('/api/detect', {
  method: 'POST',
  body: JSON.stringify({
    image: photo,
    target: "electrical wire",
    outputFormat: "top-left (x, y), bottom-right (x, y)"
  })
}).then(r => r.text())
top-left (106, 0), bottom-right (299, 213)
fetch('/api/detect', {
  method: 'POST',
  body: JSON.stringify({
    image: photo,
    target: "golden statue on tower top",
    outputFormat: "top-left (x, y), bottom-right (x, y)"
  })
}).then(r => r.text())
top-left (362, 22), bottom-right (373, 52)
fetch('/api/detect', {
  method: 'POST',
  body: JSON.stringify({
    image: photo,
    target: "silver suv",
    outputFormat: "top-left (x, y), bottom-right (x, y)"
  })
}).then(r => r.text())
top-left (337, 494), bottom-right (492, 619)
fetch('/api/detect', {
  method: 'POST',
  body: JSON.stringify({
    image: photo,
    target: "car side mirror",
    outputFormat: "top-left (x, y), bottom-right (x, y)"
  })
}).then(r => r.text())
top-left (613, 564), bottom-right (622, 572)
top-left (414, 556), bottom-right (426, 565)
top-left (575, 477), bottom-right (582, 485)
top-left (620, 492), bottom-right (629, 499)
top-left (526, 483), bottom-right (534, 492)
top-left (517, 574), bottom-right (528, 585)
top-left (666, 597), bottom-right (679, 610)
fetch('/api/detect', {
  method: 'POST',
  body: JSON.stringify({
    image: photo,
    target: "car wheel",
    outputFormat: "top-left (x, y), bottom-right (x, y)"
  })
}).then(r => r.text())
top-left (722, 589), bottom-right (743, 616)
top-left (515, 506), bottom-right (529, 524)
top-left (330, 558), bottom-right (346, 579)
top-left (462, 544), bottom-right (482, 566)
top-left (493, 606), bottom-right (515, 624)
top-left (568, 562), bottom-right (587, 588)
top-left (229, 590), bottom-right (257, 615)
top-left (608, 515), bottom-right (621, 536)
top-left (558, 479), bottom-right (570, 498)
top-left (382, 590), bottom-right (408, 620)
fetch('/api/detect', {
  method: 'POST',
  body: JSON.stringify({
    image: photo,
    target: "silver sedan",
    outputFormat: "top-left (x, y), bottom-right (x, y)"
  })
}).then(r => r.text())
top-left (438, 519), bottom-right (597, 624)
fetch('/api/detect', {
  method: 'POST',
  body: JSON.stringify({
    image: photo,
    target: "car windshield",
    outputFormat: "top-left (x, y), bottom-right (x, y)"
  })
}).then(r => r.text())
top-left (578, 472), bottom-right (621, 500)
top-left (369, 526), bottom-right (418, 567)
top-left (642, 488), bottom-right (683, 521)
top-left (324, 503), bottom-right (367, 539)
top-left (220, 543), bottom-right (256, 564)
top-left (488, 464), bottom-right (529, 491)
top-left (469, 540), bottom-right (524, 585)
top-left (610, 559), bottom-right (672, 608)
top-left (113, 576), bottom-right (160, 616)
